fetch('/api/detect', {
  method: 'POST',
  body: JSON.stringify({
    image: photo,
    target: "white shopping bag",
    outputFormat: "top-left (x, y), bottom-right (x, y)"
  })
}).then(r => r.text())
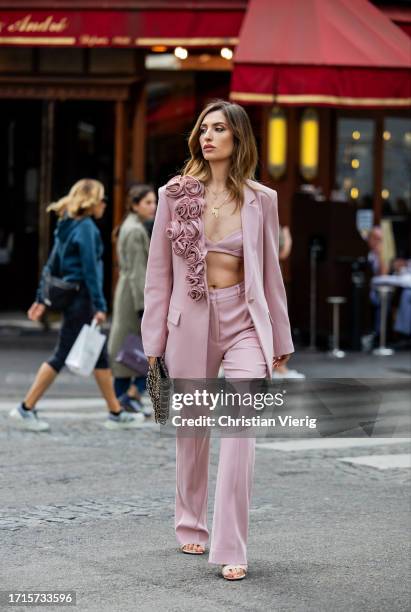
top-left (65, 320), bottom-right (106, 377)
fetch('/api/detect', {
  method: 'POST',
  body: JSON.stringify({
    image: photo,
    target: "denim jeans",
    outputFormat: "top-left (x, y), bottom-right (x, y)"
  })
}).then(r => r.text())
top-left (114, 376), bottom-right (147, 399)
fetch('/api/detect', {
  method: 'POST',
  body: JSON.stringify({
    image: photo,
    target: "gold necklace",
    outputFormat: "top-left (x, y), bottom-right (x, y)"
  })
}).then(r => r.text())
top-left (206, 186), bottom-right (231, 218)
top-left (209, 195), bottom-right (232, 218)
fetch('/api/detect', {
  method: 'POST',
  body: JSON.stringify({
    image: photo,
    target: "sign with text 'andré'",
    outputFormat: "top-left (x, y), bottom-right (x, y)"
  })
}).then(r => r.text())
top-left (0, 11), bottom-right (241, 47)
top-left (0, 11), bottom-right (142, 47)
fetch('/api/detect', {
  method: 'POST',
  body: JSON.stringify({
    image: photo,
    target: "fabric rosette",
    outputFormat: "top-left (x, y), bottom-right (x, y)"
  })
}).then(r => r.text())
top-left (186, 198), bottom-right (204, 219)
top-left (186, 260), bottom-right (206, 287)
top-left (174, 199), bottom-right (190, 220)
top-left (165, 175), bottom-right (186, 199)
top-left (185, 243), bottom-right (204, 266)
top-left (165, 174), bottom-right (205, 200)
top-left (187, 284), bottom-right (207, 302)
top-left (165, 220), bottom-right (184, 241)
top-left (172, 237), bottom-right (190, 257)
top-left (174, 197), bottom-right (204, 221)
top-left (165, 175), bottom-right (207, 301)
top-left (185, 256), bottom-right (206, 300)
top-left (184, 176), bottom-right (204, 198)
top-left (182, 219), bottom-right (201, 241)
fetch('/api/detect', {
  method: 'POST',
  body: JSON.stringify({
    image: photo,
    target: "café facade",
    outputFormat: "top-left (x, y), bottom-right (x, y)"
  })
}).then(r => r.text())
top-left (0, 0), bottom-right (410, 346)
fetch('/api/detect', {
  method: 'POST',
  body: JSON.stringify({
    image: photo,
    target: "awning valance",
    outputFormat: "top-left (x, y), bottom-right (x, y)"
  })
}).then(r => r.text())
top-left (0, 9), bottom-right (243, 47)
top-left (230, 0), bottom-right (411, 108)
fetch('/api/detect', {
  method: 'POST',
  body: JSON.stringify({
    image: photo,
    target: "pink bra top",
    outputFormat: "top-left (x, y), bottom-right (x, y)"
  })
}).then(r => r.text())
top-left (205, 228), bottom-right (243, 258)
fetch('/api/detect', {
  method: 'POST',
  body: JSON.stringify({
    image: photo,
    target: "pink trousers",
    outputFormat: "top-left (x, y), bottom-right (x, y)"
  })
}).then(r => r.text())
top-left (175, 280), bottom-right (267, 565)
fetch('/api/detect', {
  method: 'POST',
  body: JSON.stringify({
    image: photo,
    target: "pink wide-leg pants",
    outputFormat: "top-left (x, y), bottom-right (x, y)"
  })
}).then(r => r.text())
top-left (175, 280), bottom-right (267, 565)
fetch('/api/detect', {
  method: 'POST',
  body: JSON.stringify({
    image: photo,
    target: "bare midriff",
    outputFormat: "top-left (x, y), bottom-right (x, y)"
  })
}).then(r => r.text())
top-left (206, 251), bottom-right (244, 289)
top-left (204, 197), bottom-right (244, 290)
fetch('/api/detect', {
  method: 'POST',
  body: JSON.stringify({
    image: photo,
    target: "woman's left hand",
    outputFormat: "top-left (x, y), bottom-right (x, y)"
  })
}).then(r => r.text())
top-left (272, 354), bottom-right (291, 369)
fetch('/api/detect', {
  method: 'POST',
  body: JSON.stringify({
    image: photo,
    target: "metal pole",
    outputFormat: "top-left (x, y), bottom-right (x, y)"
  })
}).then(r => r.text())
top-left (333, 303), bottom-right (339, 351)
top-left (327, 297), bottom-right (346, 358)
top-left (309, 244), bottom-right (318, 350)
top-left (373, 286), bottom-right (394, 356)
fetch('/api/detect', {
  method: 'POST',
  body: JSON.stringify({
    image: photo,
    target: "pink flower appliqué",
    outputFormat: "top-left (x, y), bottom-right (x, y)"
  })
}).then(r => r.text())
top-left (173, 237), bottom-right (190, 257)
top-left (186, 260), bottom-right (206, 287)
top-left (185, 243), bottom-right (203, 266)
top-left (184, 176), bottom-right (204, 197)
top-left (165, 220), bottom-right (184, 241)
top-left (174, 199), bottom-right (189, 220)
top-left (182, 219), bottom-right (201, 242)
top-left (188, 285), bottom-right (207, 302)
top-left (165, 175), bottom-right (207, 301)
top-left (165, 176), bottom-right (186, 199)
top-left (165, 175), bottom-right (205, 200)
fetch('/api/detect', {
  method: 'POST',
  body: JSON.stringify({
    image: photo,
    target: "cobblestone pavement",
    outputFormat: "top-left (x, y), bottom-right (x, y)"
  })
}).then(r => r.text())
top-left (0, 334), bottom-right (410, 611)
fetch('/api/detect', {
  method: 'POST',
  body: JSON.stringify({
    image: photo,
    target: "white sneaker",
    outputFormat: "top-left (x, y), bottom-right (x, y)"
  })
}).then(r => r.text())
top-left (272, 369), bottom-right (306, 380)
top-left (9, 404), bottom-right (50, 432)
top-left (104, 410), bottom-right (145, 430)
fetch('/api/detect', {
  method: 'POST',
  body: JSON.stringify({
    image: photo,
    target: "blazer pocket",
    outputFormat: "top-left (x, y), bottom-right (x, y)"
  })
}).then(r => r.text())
top-left (167, 305), bottom-right (181, 326)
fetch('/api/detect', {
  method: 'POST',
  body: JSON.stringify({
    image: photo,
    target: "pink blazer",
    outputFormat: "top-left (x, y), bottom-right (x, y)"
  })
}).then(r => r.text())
top-left (141, 175), bottom-right (294, 378)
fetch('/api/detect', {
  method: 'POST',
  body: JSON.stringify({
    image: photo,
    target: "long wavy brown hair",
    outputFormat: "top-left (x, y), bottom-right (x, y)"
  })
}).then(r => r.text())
top-left (181, 99), bottom-right (258, 209)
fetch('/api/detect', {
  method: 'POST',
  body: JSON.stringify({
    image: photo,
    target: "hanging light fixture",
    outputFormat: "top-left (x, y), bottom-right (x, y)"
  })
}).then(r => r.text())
top-left (299, 109), bottom-right (319, 181)
top-left (267, 106), bottom-right (287, 179)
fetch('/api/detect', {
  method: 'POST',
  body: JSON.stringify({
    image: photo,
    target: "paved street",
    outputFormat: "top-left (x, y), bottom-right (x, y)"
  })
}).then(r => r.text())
top-left (0, 329), bottom-right (410, 611)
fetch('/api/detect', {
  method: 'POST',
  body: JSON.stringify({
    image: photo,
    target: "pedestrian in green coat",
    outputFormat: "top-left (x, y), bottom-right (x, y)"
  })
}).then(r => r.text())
top-left (108, 184), bottom-right (157, 407)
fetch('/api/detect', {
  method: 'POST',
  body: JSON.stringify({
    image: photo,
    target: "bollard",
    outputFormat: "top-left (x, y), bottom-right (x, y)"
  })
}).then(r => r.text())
top-left (327, 297), bottom-right (346, 358)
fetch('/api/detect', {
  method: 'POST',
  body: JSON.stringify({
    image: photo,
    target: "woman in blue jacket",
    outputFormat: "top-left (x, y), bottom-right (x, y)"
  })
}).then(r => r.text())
top-left (9, 179), bottom-right (143, 432)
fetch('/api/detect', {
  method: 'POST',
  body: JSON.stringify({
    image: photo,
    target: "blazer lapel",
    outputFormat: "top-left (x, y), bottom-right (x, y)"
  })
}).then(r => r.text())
top-left (241, 182), bottom-right (258, 296)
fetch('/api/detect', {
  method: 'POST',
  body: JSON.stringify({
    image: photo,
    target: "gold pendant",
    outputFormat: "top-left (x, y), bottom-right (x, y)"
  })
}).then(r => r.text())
top-left (211, 207), bottom-right (219, 218)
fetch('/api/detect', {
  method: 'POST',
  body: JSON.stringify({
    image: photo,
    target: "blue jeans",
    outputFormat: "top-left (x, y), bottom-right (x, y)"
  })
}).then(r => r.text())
top-left (114, 376), bottom-right (146, 399)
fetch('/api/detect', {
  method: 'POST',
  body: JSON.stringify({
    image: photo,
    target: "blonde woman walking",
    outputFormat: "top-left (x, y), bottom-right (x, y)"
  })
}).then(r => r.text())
top-left (9, 179), bottom-right (143, 432)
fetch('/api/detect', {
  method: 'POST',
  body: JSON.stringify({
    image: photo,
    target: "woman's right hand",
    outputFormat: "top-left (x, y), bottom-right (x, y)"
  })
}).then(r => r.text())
top-left (147, 356), bottom-right (156, 367)
top-left (93, 311), bottom-right (107, 325)
top-left (27, 302), bottom-right (46, 321)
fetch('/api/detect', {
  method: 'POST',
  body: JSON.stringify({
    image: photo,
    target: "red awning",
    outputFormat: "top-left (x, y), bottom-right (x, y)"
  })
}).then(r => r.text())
top-left (0, 9), bottom-right (243, 47)
top-left (380, 6), bottom-right (411, 38)
top-left (230, 0), bottom-right (411, 108)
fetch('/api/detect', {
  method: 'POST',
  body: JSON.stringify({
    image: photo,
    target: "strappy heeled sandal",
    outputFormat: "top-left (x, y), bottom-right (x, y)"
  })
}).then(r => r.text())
top-left (221, 564), bottom-right (248, 580)
top-left (180, 544), bottom-right (206, 555)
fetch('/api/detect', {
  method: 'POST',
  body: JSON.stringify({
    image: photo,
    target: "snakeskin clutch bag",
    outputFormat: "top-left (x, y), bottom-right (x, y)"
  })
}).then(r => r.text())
top-left (146, 356), bottom-right (171, 424)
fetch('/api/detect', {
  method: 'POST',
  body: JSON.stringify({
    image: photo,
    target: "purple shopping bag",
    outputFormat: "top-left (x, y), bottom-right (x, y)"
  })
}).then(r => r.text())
top-left (115, 334), bottom-right (149, 376)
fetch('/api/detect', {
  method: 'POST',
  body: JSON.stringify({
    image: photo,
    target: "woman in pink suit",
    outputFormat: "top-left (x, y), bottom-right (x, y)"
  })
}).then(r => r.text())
top-left (142, 100), bottom-right (294, 580)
